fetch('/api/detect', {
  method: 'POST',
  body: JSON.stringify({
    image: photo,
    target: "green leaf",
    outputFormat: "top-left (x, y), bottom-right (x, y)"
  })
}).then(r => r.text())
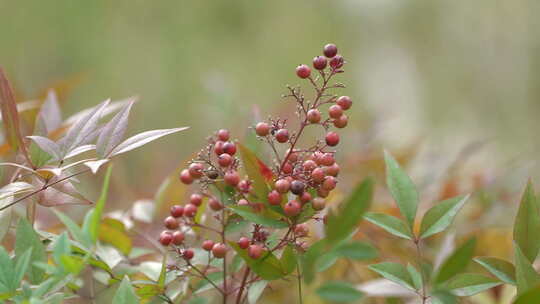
top-left (99, 218), bottom-right (132, 255)
top-left (514, 244), bottom-right (540, 296)
top-left (280, 245), bottom-right (297, 275)
top-left (52, 233), bottom-right (71, 268)
top-left (364, 212), bottom-right (414, 240)
top-left (473, 256), bottom-right (516, 285)
top-left (13, 249), bottom-right (32, 288)
top-left (238, 143), bottom-right (270, 201)
top-left (158, 255), bottom-right (167, 288)
top-left (326, 178), bottom-right (374, 245)
top-left (85, 165), bottom-right (113, 243)
top-left (112, 277), bottom-right (139, 303)
top-left (248, 280), bottom-right (268, 304)
top-left (194, 271), bottom-right (223, 294)
top-left (14, 218), bottom-right (46, 284)
top-left (301, 239), bottom-right (325, 284)
top-left (419, 195), bottom-right (469, 239)
top-left (384, 150), bottom-right (419, 229)
top-left (53, 209), bottom-right (91, 249)
top-left (368, 262), bottom-right (415, 290)
top-left (229, 205), bottom-right (288, 229)
top-left (447, 273), bottom-right (501, 296)
top-left (513, 181), bottom-right (540, 262)
top-left (0, 247), bottom-right (14, 291)
top-left (434, 238), bottom-right (476, 285)
top-left (430, 290), bottom-right (457, 304)
top-left (316, 280), bottom-right (363, 302)
top-left (229, 242), bottom-right (286, 280)
top-left (335, 241), bottom-right (378, 260)
top-left (407, 263), bottom-right (423, 291)
top-left (515, 286), bottom-right (540, 304)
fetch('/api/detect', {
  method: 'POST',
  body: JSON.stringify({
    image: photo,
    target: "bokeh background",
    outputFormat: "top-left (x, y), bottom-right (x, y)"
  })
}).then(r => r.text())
top-left (1, 1), bottom-right (540, 302)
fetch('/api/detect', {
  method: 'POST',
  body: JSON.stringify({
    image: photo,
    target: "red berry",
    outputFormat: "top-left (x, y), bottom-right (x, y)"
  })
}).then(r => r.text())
top-left (311, 168), bottom-right (325, 183)
top-left (325, 163), bottom-right (340, 177)
top-left (296, 64), bottom-right (311, 79)
top-left (290, 180), bottom-right (305, 195)
top-left (284, 200), bottom-right (302, 217)
top-left (285, 149), bottom-right (299, 162)
top-left (212, 243), bottom-right (227, 258)
top-left (325, 132), bottom-right (340, 146)
top-left (190, 193), bottom-right (203, 206)
top-left (202, 240), bottom-right (215, 251)
top-left (238, 199), bottom-right (249, 206)
top-left (255, 122), bottom-right (270, 136)
top-left (238, 237), bottom-right (250, 249)
top-left (302, 160), bottom-right (317, 172)
top-left (323, 43), bottom-right (338, 58)
top-left (238, 180), bottom-right (252, 193)
top-left (218, 153), bottom-right (233, 167)
top-left (170, 205), bottom-right (184, 218)
top-left (333, 115), bottom-right (348, 128)
top-left (336, 96), bottom-right (352, 110)
top-left (282, 162), bottom-right (293, 174)
top-left (299, 191), bottom-right (312, 204)
top-left (317, 188), bottom-right (330, 198)
top-left (320, 153), bottom-right (335, 166)
top-left (275, 129), bottom-right (289, 143)
top-left (159, 231), bottom-right (173, 246)
top-left (268, 190), bottom-right (282, 205)
top-left (312, 197), bottom-right (326, 210)
top-left (223, 142), bottom-right (237, 155)
top-left (294, 224), bottom-right (309, 237)
top-left (172, 231), bottom-right (185, 245)
top-left (188, 163), bottom-right (204, 178)
top-left (183, 249), bottom-right (194, 260)
top-left (322, 176), bottom-right (337, 191)
top-left (209, 197), bottom-right (223, 211)
top-left (224, 170), bottom-right (240, 186)
top-left (214, 141), bottom-right (225, 155)
top-left (180, 169), bottom-right (193, 184)
top-left (328, 105), bottom-right (343, 119)
top-left (184, 203), bottom-right (198, 217)
top-left (313, 56), bottom-right (327, 70)
top-left (330, 55), bottom-right (344, 69)
top-left (275, 179), bottom-right (291, 194)
top-left (248, 244), bottom-right (263, 259)
top-left (164, 216), bottom-right (179, 229)
top-left (217, 129), bottom-right (230, 141)
top-left (312, 151), bottom-right (324, 165)
top-left (307, 109), bottom-right (322, 124)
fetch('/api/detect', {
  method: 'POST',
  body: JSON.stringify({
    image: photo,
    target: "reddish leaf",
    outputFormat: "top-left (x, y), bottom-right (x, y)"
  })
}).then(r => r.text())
top-left (257, 158), bottom-right (274, 181)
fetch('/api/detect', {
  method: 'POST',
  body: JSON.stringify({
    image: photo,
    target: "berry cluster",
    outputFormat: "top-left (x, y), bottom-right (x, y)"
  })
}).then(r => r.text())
top-left (158, 43), bottom-right (352, 300)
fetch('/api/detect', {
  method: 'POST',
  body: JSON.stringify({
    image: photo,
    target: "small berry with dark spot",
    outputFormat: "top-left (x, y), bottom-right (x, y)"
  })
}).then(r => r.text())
top-left (275, 179), bottom-right (291, 193)
top-left (172, 231), bottom-right (185, 245)
top-left (184, 203), bottom-right (198, 217)
top-left (296, 64), bottom-right (311, 79)
top-left (290, 180), bottom-right (305, 195)
top-left (180, 169), bottom-right (193, 184)
top-left (218, 153), bottom-right (233, 167)
top-left (323, 43), bottom-right (338, 58)
top-left (183, 249), bottom-right (194, 260)
top-left (190, 193), bottom-right (203, 206)
top-left (255, 122), bottom-right (270, 136)
top-left (212, 243), bottom-right (227, 258)
top-left (202, 240), bottom-right (215, 251)
top-left (217, 129), bottom-right (230, 141)
top-left (275, 129), bottom-right (289, 143)
top-left (159, 231), bottom-right (173, 246)
top-left (188, 163), bottom-right (204, 178)
top-left (170, 205), bottom-right (184, 218)
top-left (325, 132), bottom-right (340, 146)
top-left (238, 237), bottom-right (250, 249)
top-left (336, 96), bottom-right (352, 110)
top-left (284, 200), bottom-right (302, 217)
top-left (313, 56), bottom-right (327, 70)
top-left (224, 170), bottom-right (240, 186)
top-left (268, 190), bottom-right (282, 205)
top-left (164, 216), bottom-right (179, 229)
top-left (248, 244), bottom-right (263, 259)
top-left (307, 109), bottom-right (321, 124)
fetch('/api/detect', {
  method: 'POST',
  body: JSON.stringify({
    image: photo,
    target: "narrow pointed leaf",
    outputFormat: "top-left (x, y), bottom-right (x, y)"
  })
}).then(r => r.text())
top-left (384, 151), bottom-right (418, 229)
top-left (407, 264), bottom-right (423, 291)
top-left (513, 181), bottom-right (540, 262)
top-left (13, 248), bottom-right (32, 287)
top-left (53, 209), bottom-right (91, 249)
top-left (316, 281), bottom-right (363, 302)
top-left (229, 205), bottom-right (288, 228)
top-left (420, 195), bottom-right (469, 239)
top-left (238, 143), bottom-right (270, 200)
top-left (87, 165), bottom-right (112, 243)
top-left (515, 244), bottom-right (540, 296)
top-left (447, 273), bottom-right (501, 296)
top-left (280, 245), bottom-right (297, 275)
top-left (36, 90), bottom-right (62, 134)
top-left (364, 212), bottom-right (414, 240)
top-left (113, 277), bottom-right (139, 304)
top-left (229, 242), bottom-right (286, 280)
top-left (97, 100), bottom-right (134, 157)
top-left (368, 262), bottom-right (415, 290)
top-left (14, 219), bottom-right (46, 284)
top-left (434, 238), bottom-right (476, 284)
top-left (473, 256), bottom-right (516, 285)
top-left (248, 280), bottom-right (268, 304)
top-left (27, 136), bottom-right (61, 160)
top-left (335, 241), bottom-right (378, 260)
top-left (109, 127), bottom-right (188, 157)
top-left (515, 286), bottom-right (540, 304)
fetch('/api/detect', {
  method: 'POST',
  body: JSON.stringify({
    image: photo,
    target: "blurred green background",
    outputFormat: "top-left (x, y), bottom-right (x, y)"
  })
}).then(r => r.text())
top-left (1, 0), bottom-right (540, 197)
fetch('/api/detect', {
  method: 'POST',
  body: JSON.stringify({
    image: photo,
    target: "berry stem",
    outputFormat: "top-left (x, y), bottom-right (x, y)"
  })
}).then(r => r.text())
top-left (235, 267), bottom-right (251, 304)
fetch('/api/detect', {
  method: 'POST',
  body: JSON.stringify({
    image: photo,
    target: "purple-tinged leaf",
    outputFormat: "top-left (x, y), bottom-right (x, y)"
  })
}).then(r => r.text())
top-left (84, 159), bottom-right (109, 174)
top-left (109, 127), bottom-right (188, 157)
top-left (60, 99), bottom-right (109, 158)
top-left (35, 90), bottom-right (62, 135)
top-left (64, 144), bottom-right (95, 160)
top-left (38, 180), bottom-right (93, 207)
top-left (27, 136), bottom-right (61, 160)
top-left (64, 98), bottom-right (133, 126)
top-left (0, 162), bottom-right (35, 173)
top-left (97, 99), bottom-right (135, 158)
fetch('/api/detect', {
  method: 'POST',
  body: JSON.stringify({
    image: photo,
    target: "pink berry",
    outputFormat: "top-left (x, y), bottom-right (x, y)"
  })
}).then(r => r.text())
top-left (284, 200), bottom-right (302, 217)
top-left (320, 153), bottom-right (335, 166)
top-left (323, 43), bottom-right (338, 58)
top-left (296, 64), bottom-right (311, 79)
top-left (299, 191), bottom-right (312, 204)
top-left (170, 205), bottom-right (184, 218)
top-left (290, 180), bottom-right (305, 195)
top-left (214, 141), bottom-right (225, 155)
top-left (164, 216), bottom-right (179, 230)
top-left (325, 132), bottom-right (340, 146)
top-left (282, 162), bottom-right (293, 174)
top-left (180, 169), bottom-right (193, 184)
top-left (183, 249), bottom-right (194, 260)
top-left (317, 188), bottom-right (330, 198)
top-left (184, 203), bottom-right (198, 217)
top-left (302, 160), bottom-right (317, 172)
top-left (333, 115), bottom-right (348, 128)
top-left (275, 129), bottom-right (289, 143)
top-left (188, 163), bottom-right (204, 178)
top-left (248, 244), bottom-right (263, 259)
top-left (312, 197), bottom-right (326, 210)
top-left (285, 149), bottom-right (299, 163)
top-left (328, 105), bottom-right (343, 119)
top-left (311, 168), bottom-right (325, 183)
top-left (312, 151), bottom-right (324, 165)
top-left (218, 153), bottom-right (233, 167)
top-left (294, 224), bottom-right (309, 237)
top-left (307, 109), bottom-right (322, 124)
top-left (322, 176), bottom-right (337, 191)
top-left (209, 197), bottom-right (223, 211)
top-left (313, 56), bottom-right (327, 70)
top-left (275, 179), bottom-right (291, 194)
top-left (217, 129), bottom-right (230, 141)
top-left (238, 199), bottom-right (249, 206)
top-left (224, 170), bottom-right (240, 186)
top-left (238, 237), bottom-right (250, 249)
top-left (212, 243), bottom-right (228, 258)
top-left (190, 193), bottom-right (203, 206)
top-left (223, 142), bottom-right (237, 155)
top-left (324, 163), bottom-right (340, 177)
top-left (238, 180), bottom-right (252, 193)
top-left (268, 190), bottom-right (282, 205)
top-left (172, 231), bottom-right (185, 245)
top-left (330, 55), bottom-right (344, 69)
top-left (159, 231), bottom-right (173, 246)
top-left (336, 96), bottom-right (352, 110)
top-left (202, 240), bottom-right (215, 251)
top-left (255, 122), bottom-right (270, 136)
